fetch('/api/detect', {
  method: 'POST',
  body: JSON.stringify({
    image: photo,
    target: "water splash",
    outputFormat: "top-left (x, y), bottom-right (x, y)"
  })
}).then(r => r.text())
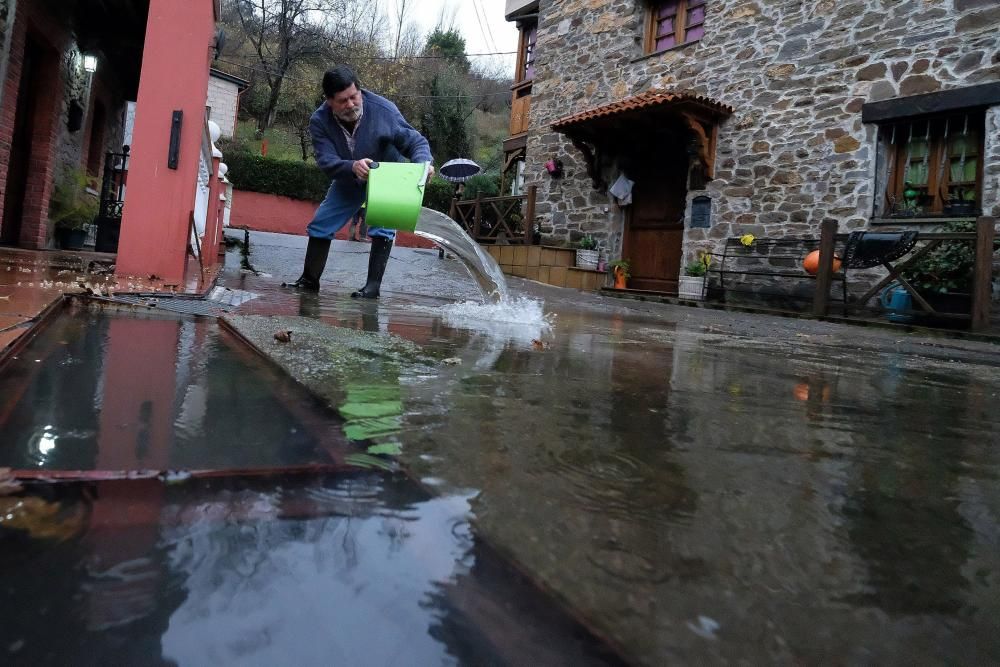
top-left (413, 207), bottom-right (510, 303)
top-left (411, 297), bottom-right (554, 344)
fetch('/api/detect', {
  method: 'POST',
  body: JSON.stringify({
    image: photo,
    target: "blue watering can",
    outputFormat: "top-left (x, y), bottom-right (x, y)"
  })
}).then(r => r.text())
top-left (880, 284), bottom-right (914, 323)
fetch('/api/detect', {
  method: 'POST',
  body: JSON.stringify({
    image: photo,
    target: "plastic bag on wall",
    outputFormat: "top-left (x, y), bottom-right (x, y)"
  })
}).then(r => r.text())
top-left (609, 174), bottom-right (634, 206)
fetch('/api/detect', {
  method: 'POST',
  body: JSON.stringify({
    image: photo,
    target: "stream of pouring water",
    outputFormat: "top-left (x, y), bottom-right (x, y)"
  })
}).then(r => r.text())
top-left (413, 208), bottom-right (510, 303)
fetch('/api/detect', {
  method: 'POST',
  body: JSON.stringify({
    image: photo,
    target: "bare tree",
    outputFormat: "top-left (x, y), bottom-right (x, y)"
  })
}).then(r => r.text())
top-left (231, 0), bottom-right (342, 132)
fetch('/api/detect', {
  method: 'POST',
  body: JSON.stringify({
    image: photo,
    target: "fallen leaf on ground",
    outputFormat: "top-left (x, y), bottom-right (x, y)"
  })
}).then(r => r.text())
top-left (274, 330), bottom-right (292, 343)
top-left (442, 357), bottom-right (462, 365)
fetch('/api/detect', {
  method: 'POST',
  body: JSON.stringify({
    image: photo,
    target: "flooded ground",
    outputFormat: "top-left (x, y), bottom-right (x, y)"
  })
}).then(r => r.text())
top-left (1, 231), bottom-right (998, 665)
top-left (220, 232), bottom-right (1000, 665)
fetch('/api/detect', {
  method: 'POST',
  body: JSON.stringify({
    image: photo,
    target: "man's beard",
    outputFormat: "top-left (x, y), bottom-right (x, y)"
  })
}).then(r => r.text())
top-left (335, 100), bottom-right (363, 124)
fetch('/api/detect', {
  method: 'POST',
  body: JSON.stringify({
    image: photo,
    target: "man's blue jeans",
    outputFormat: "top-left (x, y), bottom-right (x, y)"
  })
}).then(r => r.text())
top-left (306, 182), bottom-right (394, 240)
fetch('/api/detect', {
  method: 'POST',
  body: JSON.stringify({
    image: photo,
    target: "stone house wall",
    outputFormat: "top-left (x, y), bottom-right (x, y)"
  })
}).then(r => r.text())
top-left (55, 51), bottom-right (128, 183)
top-left (525, 0), bottom-right (1000, 266)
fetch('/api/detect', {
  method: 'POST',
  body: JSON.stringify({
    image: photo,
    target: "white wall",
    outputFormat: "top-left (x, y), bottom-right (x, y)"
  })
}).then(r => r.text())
top-left (206, 76), bottom-right (240, 139)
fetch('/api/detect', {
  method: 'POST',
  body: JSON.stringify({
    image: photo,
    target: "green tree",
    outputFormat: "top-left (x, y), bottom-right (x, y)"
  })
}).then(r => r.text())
top-left (419, 29), bottom-right (473, 162)
top-left (424, 28), bottom-right (470, 72)
top-left (422, 67), bottom-right (472, 162)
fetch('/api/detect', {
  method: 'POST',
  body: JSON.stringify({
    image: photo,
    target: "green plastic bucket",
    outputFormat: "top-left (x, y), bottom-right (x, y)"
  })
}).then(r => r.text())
top-left (365, 161), bottom-right (430, 232)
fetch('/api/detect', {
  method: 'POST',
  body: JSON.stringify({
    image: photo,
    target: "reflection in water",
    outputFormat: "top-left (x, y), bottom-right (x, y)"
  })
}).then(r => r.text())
top-left (842, 375), bottom-right (974, 615)
top-left (0, 475), bottom-right (621, 665)
top-left (391, 311), bottom-right (1000, 664)
top-left (219, 248), bottom-right (1000, 663)
top-left (0, 307), bottom-right (350, 471)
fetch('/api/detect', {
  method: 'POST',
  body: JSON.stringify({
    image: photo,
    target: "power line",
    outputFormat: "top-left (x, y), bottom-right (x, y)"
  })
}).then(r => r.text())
top-left (474, 0), bottom-right (501, 55)
top-left (470, 0), bottom-right (497, 56)
top-left (215, 58), bottom-right (512, 99)
top-left (243, 50), bottom-right (517, 61)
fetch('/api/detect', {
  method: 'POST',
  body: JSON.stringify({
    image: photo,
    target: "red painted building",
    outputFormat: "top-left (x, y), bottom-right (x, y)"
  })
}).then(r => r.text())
top-left (0, 0), bottom-right (225, 285)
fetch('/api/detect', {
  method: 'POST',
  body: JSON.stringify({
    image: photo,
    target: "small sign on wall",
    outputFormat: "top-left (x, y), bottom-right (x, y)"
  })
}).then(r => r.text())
top-left (690, 196), bottom-right (711, 228)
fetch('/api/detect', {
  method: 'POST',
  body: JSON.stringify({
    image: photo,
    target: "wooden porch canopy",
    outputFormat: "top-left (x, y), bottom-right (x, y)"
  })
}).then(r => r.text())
top-left (551, 89), bottom-right (734, 190)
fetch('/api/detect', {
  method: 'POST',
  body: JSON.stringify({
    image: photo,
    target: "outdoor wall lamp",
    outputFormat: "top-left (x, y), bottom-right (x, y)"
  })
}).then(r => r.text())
top-left (545, 158), bottom-right (563, 178)
top-left (83, 54), bottom-right (98, 73)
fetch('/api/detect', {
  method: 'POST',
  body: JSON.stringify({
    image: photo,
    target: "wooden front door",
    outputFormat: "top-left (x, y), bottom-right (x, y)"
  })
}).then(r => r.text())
top-left (623, 159), bottom-right (687, 293)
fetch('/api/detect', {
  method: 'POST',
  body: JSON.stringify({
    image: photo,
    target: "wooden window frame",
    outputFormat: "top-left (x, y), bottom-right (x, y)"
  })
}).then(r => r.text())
top-left (645, 0), bottom-right (706, 54)
top-left (882, 110), bottom-right (985, 219)
top-left (514, 21), bottom-right (537, 85)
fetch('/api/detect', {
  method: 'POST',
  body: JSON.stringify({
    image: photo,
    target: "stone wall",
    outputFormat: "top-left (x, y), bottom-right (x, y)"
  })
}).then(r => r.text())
top-left (525, 0), bottom-right (1000, 264)
top-left (54, 50), bottom-right (127, 182)
top-left (0, 0), bottom-right (129, 248)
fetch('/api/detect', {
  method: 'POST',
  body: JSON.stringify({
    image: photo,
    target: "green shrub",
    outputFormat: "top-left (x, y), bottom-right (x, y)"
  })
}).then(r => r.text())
top-left (423, 176), bottom-right (455, 214)
top-left (225, 151), bottom-right (464, 214)
top-left (50, 169), bottom-right (98, 230)
top-left (903, 220), bottom-right (976, 294)
top-left (224, 150), bottom-right (330, 202)
top-left (463, 171), bottom-right (501, 200)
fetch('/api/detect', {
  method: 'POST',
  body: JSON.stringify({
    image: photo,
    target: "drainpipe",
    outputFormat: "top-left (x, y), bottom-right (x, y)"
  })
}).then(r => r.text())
top-left (0, 0), bottom-right (19, 111)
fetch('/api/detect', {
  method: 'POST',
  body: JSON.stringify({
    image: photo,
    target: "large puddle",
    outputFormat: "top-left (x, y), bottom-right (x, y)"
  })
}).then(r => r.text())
top-left (218, 237), bottom-right (1000, 665)
top-left (0, 305), bottom-right (347, 472)
top-left (0, 304), bottom-right (621, 664)
top-left (0, 474), bottom-right (618, 665)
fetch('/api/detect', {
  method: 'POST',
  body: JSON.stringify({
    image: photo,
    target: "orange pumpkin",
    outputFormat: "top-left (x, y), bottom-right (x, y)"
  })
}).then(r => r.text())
top-left (803, 250), bottom-right (842, 275)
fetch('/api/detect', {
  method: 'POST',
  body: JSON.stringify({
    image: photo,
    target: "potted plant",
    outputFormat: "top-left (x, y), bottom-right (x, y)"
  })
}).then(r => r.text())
top-left (575, 235), bottom-right (599, 270)
top-left (678, 253), bottom-right (710, 300)
top-left (609, 259), bottom-right (630, 289)
top-left (942, 185), bottom-right (976, 217)
top-left (902, 220), bottom-right (975, 316)
top-left (50, 169), bottom-right (98, 250)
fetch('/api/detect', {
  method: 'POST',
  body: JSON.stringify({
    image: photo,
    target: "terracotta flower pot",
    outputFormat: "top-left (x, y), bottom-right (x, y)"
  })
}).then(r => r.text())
top-left (613, 267), bottom-right (627, 289)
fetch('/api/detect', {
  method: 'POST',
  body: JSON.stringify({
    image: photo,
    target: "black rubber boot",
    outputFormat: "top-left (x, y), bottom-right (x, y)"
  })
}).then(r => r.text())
top-left (287, 237), bottom-right (330, 291)
top-left (351, 235), bottom-right (393, 299)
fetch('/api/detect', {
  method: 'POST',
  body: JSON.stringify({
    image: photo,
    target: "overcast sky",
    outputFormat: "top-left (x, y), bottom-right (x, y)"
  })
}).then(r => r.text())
top-left (400, 0), bottom-right (519, 72)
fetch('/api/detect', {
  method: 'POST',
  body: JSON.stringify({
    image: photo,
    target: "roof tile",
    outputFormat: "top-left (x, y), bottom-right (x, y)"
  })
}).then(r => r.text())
top-left (552, 89), bottom-right (734, 130)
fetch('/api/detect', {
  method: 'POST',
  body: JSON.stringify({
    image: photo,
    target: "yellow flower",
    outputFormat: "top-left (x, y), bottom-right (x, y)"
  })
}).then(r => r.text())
top-left (739, 234), bottom-right (756, 247)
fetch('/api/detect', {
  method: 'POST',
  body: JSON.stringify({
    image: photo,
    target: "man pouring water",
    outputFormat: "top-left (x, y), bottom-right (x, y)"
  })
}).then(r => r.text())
top-left (288, 65), bottom-right (434, 297)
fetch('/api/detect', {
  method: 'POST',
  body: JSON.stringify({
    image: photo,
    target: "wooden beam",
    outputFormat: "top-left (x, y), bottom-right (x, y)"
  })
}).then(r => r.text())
top-left (862, 82), bottom-right (1000, 123)
top-left (888, 266), bottom-right (936, 314)
top-left (568, 135), bottom-right (606, 191)
top-left (525, 185), bottom-right (537, 245)
top-left (812, 220), bottom-right (838, 317)
top-left (855, 239), bottom-right (942, 306)
top-left (503, 134), bottom-right (527, 154)
top-left (473, 192), bottom-right (483, 239)
top-left (971, 216), bottom-right (996, 332)
top-left (681, 112), bottom-right (716, 179)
